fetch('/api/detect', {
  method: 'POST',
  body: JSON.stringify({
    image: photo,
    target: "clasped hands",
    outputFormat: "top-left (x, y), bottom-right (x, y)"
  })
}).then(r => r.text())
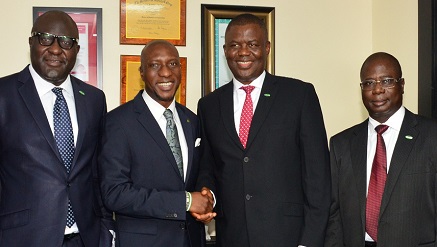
top-left (189, 187), bottom-right (217, 224)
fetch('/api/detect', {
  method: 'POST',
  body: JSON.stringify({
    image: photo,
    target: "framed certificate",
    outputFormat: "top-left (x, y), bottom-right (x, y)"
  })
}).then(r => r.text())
top-left (201, 4), bottom-right (275, 95)
top-left (120, 55), bottom-right (187, 105)
top-left (33, 7), bottom-right (103, 89)
top-left (120, 0), bottom-right (186, 45)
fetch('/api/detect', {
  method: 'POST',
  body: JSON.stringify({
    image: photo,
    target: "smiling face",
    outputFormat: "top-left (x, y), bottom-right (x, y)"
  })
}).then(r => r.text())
top-left (140, 41), bottom-right (181, 108)
top-left (223, 23), bottom-right (270, 84)
top-left (29, 11), bottom-right (80, 86)
top-left (360, 53), bottom-right (404, 123)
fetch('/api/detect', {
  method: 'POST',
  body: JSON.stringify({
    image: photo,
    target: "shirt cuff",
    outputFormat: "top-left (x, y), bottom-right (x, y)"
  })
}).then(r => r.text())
top-left (210, 190), bottom-right (216, 207)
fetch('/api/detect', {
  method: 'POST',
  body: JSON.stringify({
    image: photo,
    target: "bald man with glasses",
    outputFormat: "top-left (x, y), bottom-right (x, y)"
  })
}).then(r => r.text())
top-left (0, 10), bottom-right (114, 247)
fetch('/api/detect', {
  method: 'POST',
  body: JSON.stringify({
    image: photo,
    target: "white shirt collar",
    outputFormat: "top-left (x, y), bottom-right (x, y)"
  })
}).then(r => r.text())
top-left (29, 64), bottom-right (74, 98)
top-left (142, 90), bottom-right (177, 119)
top-left (368, 106), bottom-right (405, 132)
top-left (232, 71), bottom-right (266, 91)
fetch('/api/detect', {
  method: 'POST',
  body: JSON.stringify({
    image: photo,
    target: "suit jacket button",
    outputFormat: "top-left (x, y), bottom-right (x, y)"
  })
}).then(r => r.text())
top-left (243, 157), bottom-right (249, 163)
top-left (180, 223), bottom-right (186, 229)
top-left (246, 194), bottom-right (252, 200)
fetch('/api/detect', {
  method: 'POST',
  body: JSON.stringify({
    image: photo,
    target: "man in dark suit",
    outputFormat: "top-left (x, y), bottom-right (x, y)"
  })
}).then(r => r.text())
top-left (99, 40), bottom-right (213, 247)
top-left (195, 14), bottom-right (331, 247)
top-left (0, 10), bottom-right (114, 246)
top-left (325, 52), bottom-right (437, 247)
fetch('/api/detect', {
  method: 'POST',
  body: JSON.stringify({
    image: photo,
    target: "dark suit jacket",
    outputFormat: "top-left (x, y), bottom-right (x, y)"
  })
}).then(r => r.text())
top-left (0, 66), bottom-right (113, 246)
top-left (99, 91), bottom-right (205, 247)
top-left (325, 109), bottom-right (437, 247)
top-left (196, 72), bottom-right (331, 247)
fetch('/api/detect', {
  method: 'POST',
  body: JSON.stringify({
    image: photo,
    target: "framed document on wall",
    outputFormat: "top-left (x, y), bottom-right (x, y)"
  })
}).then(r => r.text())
top-left (120, 0), bottom-right (186, 45)
top-left (201, 4), bottom-right (275, 95)
top-left (33, 7), bottom-right (103, 89)
top-left (120, 55), bottom-right (187, 105)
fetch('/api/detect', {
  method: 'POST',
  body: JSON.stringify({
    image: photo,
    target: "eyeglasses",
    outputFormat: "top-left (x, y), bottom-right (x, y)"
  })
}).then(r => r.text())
top-left (360, 78), bottom-right (403, 91)
top-left (31, 32), bottom-right (79, 50)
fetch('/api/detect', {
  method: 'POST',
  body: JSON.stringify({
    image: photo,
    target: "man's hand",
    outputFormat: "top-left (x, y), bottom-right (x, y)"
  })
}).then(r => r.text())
top-left (190, 187), bottom-right (216, 224)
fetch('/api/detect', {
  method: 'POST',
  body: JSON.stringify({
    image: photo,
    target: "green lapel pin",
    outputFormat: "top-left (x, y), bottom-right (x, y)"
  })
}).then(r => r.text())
top-left (79, 90), bottom-right (85, 96)
top-left (186, 119), bottom-right (190, 123)
top-left (405, 135), bottom-right (413, 140)
top-left (264, 93), bottom-right (271, 97)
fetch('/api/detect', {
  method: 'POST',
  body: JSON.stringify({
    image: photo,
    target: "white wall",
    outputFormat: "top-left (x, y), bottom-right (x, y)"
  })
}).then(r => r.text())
top-left (373, 0), bottom-right (418, 112)
top-left (0, 0), bottom-right (418, 139)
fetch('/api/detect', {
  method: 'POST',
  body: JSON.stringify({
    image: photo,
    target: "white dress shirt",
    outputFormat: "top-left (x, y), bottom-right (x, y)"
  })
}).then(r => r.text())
top-left (365, 106), bottom-right (405, 241)
top-left (233, 71), bottom-right (265, 134)
top-left (29, 64), bottom-right (79, 234)
top-left (142, 91), bottom-right (189, 181)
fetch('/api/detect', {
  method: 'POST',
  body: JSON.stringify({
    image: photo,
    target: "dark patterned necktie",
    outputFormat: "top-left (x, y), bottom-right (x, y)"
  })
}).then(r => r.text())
top-left (366, 124), bottom-right (389, 241)
top-left (163, 109), bottom-right (183, 177)
top-left (52, 87), bottom-right (76, 227)
top-left (239, 86), bottom-right (255, 149)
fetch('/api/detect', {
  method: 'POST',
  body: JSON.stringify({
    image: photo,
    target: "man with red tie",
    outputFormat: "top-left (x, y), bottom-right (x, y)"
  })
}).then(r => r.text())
top-left (195, 13), bottom-right (331, 247)
top-left (325, 52), bottom-right (437, 246)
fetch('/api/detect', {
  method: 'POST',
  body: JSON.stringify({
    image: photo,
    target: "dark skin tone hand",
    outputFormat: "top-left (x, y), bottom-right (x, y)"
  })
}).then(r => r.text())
top-left (190, 187), bottom-right (217, 224)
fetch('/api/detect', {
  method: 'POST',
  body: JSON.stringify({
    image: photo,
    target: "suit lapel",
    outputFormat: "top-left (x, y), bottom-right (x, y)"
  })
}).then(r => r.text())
top-left (379, 110), bottom-right (417, 217)
top-left (18, 68), bottom-right (60, 161)
top-left (350, 120), bottom-right (369, 232)
top-left (219, 83), bottom-right (243, 149)
top-left (177, 105), bottom-right (194, 183)
top-left (246, 73), bottom-right (278, 149)
top-left (134, 92), bottom-right (184, 180)
top-left (70, 77), bottom-right (87, 172)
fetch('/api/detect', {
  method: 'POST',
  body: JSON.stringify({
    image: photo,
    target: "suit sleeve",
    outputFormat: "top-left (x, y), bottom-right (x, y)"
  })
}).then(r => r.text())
top-left (90, 93), bottom-right (116, 234)
top-left (195, 99), bottom-right (216, 193)
top-left (98, 112), bottom-right (186, 221)
top-left (299, 84), bottom-right (331, 246)
top-left (324, 137), bottom-right (344, 247)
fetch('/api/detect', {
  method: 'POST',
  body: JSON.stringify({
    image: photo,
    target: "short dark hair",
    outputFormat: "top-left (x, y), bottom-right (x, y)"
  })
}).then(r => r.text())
top-left (225, 13), bottom-right (268, 41)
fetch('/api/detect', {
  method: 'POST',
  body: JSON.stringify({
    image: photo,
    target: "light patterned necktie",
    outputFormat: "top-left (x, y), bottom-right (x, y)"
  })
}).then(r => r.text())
top-left (239, 86), bottom-right (255, 149)
top-left (163, 109), bottom-right (183, 177)
top-left (366, 124), bottom-right (389, 241)
top-left (52, 87), bottom-right (76, 228)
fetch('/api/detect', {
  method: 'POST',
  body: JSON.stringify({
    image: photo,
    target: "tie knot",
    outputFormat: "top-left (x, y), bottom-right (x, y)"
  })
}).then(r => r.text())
top-left (240, 85), bottom-right (255, 94)
top-left (52, 87), bottom-right (63, 97)
top-left (375, 124), bottom-right (389, 135)
top-left (163, 109), bottom-right (173, 120)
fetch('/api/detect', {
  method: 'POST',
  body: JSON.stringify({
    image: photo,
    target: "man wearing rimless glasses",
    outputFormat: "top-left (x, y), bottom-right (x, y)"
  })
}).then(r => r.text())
top-left (0, 10), bottom-right (114, 247)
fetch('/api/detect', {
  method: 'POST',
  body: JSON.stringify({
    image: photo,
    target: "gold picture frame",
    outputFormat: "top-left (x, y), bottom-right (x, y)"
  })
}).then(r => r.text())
top-left (120, 0), bottom-right (186, 45)
top-left (201, 4), bottom-right (275, 95)
top-left (120, 55), bottom-right (187, 105)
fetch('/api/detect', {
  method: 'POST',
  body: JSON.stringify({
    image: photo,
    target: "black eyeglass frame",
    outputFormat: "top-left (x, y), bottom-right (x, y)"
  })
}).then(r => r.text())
top-left (360, 78), bottom-right (404, 91)
top-left (31, 32), bottom-right (79, 50)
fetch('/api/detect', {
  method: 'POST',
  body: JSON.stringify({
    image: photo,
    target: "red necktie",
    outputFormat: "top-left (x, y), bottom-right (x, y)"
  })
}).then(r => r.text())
top-left (239, 86), bottom-right (255, 149)
top-left (366, 124), bottom-right (389, 241)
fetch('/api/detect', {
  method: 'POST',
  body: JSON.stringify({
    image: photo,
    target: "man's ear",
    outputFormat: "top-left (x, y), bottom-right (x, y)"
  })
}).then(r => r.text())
top-left (401, 78), bottom-right (405, 94)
